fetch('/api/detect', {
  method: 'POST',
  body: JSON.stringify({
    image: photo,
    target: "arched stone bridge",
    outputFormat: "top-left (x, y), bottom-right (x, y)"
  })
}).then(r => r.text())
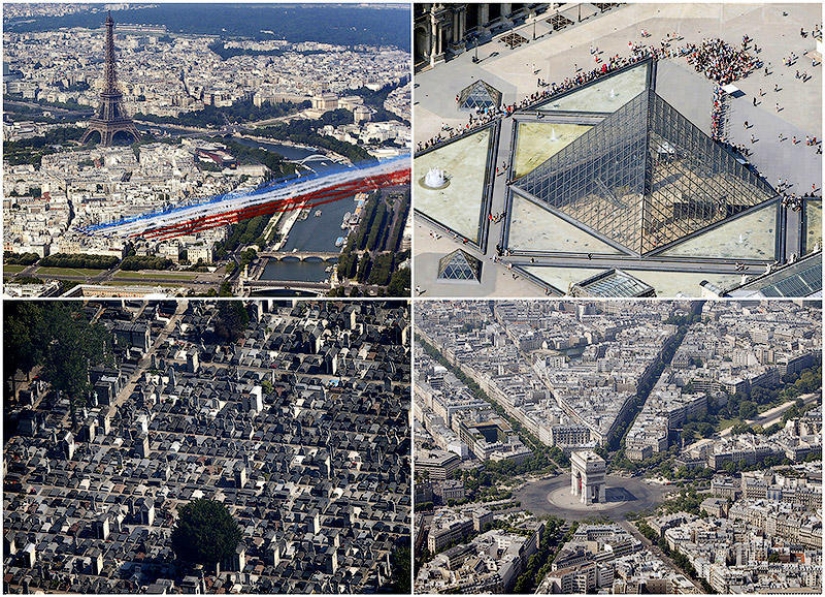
top-left (259, 251), bottom-right (340, 263)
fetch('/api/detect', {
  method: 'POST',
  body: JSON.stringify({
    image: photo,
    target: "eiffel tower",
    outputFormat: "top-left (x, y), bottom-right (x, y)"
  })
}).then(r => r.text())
top-left (81, 13), bottom-right (140, 146)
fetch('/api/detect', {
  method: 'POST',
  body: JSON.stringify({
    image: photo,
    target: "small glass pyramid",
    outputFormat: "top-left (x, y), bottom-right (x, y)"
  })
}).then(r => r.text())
top-left (437, 249), bottom-right (482, 282)
top-left (458, 80), bottom-right (502, 111)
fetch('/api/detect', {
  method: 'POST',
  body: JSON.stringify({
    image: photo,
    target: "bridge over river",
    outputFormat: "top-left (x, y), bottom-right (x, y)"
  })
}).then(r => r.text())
top-left (258, 251), bottom-right (340, 263)
top-left (242, 279), bottom-right (331, 296)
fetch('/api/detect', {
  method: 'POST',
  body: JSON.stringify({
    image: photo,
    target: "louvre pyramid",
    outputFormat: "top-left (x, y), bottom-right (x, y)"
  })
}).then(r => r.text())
top-left (437, 249), bottom-right (482, 282)
top-left (458, 80), bottom-right (502, 111)
top-left (512, 88), bottom-right (776, 255)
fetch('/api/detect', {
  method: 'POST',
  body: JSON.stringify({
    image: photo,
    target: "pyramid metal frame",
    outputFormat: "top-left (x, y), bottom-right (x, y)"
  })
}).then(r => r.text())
top-left (512, 88), bottom-right (776, 255)
top-left (437, 249), bottom-right (482, 283)
top-left (458, 79), bottom-right (502, 111)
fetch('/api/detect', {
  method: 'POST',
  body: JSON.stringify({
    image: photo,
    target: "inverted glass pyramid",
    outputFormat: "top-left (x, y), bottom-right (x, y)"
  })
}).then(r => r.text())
top-left (458, 80), bottom-right (502, 111)
top-left (437, 249), bottom-right (482, 282)
top-left (512, 88), bottom-right (776, 255)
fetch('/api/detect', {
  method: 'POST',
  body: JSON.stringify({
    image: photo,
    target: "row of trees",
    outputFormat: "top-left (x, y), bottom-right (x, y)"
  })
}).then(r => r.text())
top-left (635, 518), bottom-right (714, 593)
top-left (385, 191), bottom-right (411, 252)
top-left (136, 98), bottom-right (308, 128)
top-left (39, 252), bottom-right (119, 270)
top-left (418, 338), bottom-right (559, 480)
top-left (333, 190), bottom-right (410, 296)
top-left (3, 98), bottom-right (75, 124)
top-left (120, 255), bottom-right (173, 271)
top-left (214, 216), bottom-right (272, 258)
top-left (3, 125), bottom-right (85, 166)
top-left (256, 118), bottom-right (373, 164)
top-left (511, 516), bottom-right (569, 593)
top-left (4, 251), bottom-right (39, 265)
top-left (683, 364), bottom-right (821, 441)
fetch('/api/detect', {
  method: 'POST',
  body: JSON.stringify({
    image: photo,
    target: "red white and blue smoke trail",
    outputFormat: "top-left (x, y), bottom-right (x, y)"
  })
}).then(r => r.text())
top-left (82, 156), bottom-right (410, 241)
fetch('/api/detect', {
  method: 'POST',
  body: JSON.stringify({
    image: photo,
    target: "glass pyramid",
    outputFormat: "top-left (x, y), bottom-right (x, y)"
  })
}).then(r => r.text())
top-left (512, 88), bottom-right (776, 255)
top-left (458, 80), bottom-right (502, 111)
top-left (437, 249), bottom-right (482, 282)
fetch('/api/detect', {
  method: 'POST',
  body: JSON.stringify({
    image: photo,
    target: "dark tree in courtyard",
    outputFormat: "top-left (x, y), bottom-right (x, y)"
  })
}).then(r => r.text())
top-left (171, 499), bottom-right (243, 569)
top-left (214, 301), bottom-right (250, 342)
top-left (4, 303), bottom-right (111, 429)
top-left (41, 303), bottom-right (112, 428)
top-left (4, 302), bottom-right (47, 400)
top-left (389, 539), bottom-right (412, 593)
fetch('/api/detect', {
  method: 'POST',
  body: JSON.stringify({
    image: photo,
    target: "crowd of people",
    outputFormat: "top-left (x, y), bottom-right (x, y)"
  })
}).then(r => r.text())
top-left (782, 194), bottom-right (805, 212)
top-left (685, 37), bottom-right (760, 85)
top-left (777, 176), bottom-right (819, 213)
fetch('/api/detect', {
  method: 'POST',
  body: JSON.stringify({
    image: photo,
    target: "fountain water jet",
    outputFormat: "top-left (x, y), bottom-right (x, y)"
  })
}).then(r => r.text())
top-left (422, 167), bottom-right (449, 189)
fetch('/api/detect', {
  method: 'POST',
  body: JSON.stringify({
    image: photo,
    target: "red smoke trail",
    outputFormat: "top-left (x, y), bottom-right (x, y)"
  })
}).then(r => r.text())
top-left (140, 167), bottom-right (410, 241)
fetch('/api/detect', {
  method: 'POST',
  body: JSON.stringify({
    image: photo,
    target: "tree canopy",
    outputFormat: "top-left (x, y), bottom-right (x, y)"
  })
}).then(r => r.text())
top-left (215, 302), bottom-right (250, 342)
top-left (4, 303), bottom-right (112, 427)
top-left (171, 499), bottom-right (243, 568)
top-left (4, 302), bottom-right (48, 392)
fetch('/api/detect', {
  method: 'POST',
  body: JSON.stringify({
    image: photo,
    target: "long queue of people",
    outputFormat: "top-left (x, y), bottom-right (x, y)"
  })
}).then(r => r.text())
top-left (710, 86), bottom-right (728, 142)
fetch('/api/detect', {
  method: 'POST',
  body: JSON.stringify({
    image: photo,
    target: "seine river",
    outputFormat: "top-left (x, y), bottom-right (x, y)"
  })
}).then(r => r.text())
top-left (233, 138), bottom-right (354, 283)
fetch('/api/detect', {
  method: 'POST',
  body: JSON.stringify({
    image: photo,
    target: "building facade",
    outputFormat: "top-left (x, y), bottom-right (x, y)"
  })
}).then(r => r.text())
top-left (414, 4), bottom-right (550, 69)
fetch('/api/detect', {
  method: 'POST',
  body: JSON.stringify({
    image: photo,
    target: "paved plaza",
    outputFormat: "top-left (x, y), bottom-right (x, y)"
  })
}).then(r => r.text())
top-left (414, 3), bottom-right (822, 298)
top-left (515, 474), bottom-right (677, 521)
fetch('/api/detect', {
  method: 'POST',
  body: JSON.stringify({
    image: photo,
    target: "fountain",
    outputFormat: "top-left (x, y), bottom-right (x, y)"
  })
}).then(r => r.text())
top-left (421, 167), bottom-right (449, 189)
top-left (550, 128), bottom-right (559, 142)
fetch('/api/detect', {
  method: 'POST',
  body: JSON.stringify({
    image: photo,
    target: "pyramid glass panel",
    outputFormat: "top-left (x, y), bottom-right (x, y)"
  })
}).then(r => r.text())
top-left (508, 195), bottom-right (624, 254)
top-left (514, 122), bottom-right (592, 179)
top-left (437, 249), bottom-right (482, 282)
top-left (513, 89), bottom-right (776, 255)
top-left (458, 80), bottom-right (502, 111)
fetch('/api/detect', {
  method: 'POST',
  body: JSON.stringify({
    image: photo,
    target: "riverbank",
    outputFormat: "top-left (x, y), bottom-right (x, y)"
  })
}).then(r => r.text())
top-left (269, 206), bottom-right (303, 252)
